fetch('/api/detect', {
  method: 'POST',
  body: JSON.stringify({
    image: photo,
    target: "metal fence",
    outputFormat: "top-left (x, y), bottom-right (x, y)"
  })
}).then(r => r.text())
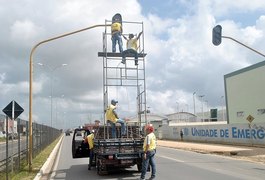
top-left (0, 117), bottom-right (61, 179)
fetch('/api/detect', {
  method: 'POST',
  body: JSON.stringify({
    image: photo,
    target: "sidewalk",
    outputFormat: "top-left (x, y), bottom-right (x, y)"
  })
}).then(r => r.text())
top-left (157, 140), bottom-right (265, 164)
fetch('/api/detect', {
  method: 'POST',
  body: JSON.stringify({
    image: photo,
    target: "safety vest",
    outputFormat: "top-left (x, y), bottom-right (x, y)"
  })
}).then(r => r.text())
top-left (127, 38), bottom-right (138, 51)
top-left (105, 104), bottom-right (118, 123)
top-left (143, 132), bottom-right (156, 152)
top-left (111, 22), bottom-right (122, 34)
top-left (86, 133), bottom-right (94, 149)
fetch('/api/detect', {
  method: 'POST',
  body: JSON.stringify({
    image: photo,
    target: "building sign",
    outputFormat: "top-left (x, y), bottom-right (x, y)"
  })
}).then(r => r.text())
top-left (190, 126), bottom-right (265, 140)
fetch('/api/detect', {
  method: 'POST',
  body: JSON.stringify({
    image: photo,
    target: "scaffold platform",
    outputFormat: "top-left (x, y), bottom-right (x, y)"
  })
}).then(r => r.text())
top-left (98, 52), bottom-right (147, 58)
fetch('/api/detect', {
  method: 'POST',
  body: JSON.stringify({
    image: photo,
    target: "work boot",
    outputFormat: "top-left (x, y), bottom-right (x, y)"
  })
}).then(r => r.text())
top-left (121, 59), bottom-right (125, 64)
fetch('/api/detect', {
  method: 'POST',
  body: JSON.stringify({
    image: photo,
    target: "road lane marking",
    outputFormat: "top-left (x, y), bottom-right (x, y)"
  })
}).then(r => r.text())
top-left (158, 155), bottom-right (185, 162)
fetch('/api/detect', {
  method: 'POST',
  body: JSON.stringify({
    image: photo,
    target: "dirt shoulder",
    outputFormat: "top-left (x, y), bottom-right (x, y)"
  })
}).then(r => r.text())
top-left (157, 140), bottom-right (265, 164)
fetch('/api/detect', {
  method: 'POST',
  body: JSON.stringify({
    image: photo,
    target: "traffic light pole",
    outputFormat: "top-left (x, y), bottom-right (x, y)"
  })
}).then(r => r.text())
top-left (213, 25), bottom-right (265, 58)
top-left (222, 36), bottom-right (265, 58)
top-left (29, 24), bottom-right (109, 171)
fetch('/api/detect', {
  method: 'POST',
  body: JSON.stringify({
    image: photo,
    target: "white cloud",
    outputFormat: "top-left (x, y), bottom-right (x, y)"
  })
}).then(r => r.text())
top-left (210, 0), bottom-right (265, 16)
top-left (10, 20), bottom-right (44, 44)
top-left (1, 0), bottom-right (265, 128)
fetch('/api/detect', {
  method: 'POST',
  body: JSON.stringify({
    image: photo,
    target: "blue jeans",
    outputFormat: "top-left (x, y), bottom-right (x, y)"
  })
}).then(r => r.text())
top-left (141, 150), bottom-right (156, 179)
top-left (88, 148), bottom-right (94, 169)
top-left (110, 119), bottom-right (126, 138)
top-left (121, 49), bottom-right (138, 64)
top-left (112, 32), bottom-right (123, 53)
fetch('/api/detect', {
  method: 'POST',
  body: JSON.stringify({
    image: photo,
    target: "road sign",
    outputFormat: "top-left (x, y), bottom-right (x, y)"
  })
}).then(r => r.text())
top-left (2, 100), bottom-right (24, 120)
top-left (212, 25), bottom-right (222, 46)
top-left (246, 115), bottom-right (254, 123)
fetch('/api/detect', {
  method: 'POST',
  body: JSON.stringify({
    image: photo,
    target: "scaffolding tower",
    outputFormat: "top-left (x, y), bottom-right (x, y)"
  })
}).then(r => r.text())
top-left (98, 19), bottom-right (147, 129)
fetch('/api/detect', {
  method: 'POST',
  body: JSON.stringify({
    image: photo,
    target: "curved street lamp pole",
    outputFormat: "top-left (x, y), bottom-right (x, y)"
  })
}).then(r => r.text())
top-left (29, 24), bottom-right (109, 171)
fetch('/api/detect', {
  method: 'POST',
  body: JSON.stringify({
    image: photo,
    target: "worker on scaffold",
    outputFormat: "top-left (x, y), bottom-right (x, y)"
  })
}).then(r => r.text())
top-left (105, 99), bottom-right (126, 138)
top-left (122, 31), bottom-right (143, 66)
top-left (111, 13), bottom-right (123, 53)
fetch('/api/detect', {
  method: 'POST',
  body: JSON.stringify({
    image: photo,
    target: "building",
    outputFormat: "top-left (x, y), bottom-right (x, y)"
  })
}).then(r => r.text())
top-left (224, 60), bottom-right (265, 124)
top-left (128, 113), bottom-right (168, 136)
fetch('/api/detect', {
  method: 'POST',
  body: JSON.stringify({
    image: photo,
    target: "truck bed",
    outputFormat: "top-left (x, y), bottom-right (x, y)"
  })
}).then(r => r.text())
top-left (93, 125), bottom-right (144, 174)
top-left (93, 124), bottom-right (142, 139)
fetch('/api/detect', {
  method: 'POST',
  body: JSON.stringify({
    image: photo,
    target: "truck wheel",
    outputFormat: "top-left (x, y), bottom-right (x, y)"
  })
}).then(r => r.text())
top-left (97, 159), bottom-right (107, 175)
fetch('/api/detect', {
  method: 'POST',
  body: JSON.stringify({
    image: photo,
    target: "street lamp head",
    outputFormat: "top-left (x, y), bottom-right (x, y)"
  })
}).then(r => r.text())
top-left (37, 63), bottom-right (44, 66)
top-left (62, 64), bottom-right (68, 66)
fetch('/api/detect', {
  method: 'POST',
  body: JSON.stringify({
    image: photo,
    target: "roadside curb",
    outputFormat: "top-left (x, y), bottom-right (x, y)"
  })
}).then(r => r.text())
top-left (34, 135), bottom-right (64, 180)
top-left (157, 140), bottom-right (251, 155)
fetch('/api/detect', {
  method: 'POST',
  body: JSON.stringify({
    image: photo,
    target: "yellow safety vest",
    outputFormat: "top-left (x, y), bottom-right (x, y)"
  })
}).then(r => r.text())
top-left (86, 133), bottom-right (94, 149)
top-left (105, 104), bottom-right (118, 123)
top-left (143, 132), bottom-right (156, 152)
top-left (111, 22), bottom-right (122, 34)
top-left (127, 38), bottom-right (138, 51)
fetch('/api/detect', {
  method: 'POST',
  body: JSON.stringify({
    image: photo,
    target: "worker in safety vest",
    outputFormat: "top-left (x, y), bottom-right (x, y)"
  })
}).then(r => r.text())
top-left (85, 129), bottom-right (94, 170)
top-left (111, 19), bottom-right (123, 53)
top-left (121, 31), bottom-right (142, 66)
top-left (105, 99), bottom-right (126, 138)
top-left (140, 124), bottom-right (157, 180)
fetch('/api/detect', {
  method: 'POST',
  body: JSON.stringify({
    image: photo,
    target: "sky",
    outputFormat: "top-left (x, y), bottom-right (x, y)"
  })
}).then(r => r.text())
top-left (1, 0), bottom-right (265, 129)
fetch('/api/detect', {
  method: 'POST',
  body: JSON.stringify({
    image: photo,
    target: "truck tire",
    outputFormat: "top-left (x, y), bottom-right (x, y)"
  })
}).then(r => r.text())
top-left (97, 159), bottom-right (108, 175)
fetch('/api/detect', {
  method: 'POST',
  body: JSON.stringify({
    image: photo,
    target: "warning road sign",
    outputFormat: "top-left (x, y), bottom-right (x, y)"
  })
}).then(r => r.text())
top-left (246, 115), bottom-right (254, 123)
top-left (2, 100), bottom-right (24, 120)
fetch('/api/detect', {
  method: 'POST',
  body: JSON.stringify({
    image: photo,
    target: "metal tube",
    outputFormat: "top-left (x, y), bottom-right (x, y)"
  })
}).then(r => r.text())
top-left (222, 36), bottom-right (265, 58)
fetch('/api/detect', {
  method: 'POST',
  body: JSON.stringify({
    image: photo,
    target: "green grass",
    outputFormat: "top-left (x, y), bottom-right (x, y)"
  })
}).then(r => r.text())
top-left (1, 136), bottom-right (61, 180)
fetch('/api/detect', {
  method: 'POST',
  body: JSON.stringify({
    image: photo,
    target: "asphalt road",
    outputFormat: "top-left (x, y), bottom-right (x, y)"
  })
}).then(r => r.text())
top-left (49, 135), bottom-right (265, 180)
top-left (0, 139), bottom-right (27, 161)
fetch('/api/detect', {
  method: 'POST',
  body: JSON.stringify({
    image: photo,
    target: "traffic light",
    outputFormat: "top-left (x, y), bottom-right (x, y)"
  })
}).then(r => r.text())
top-left (212, 25), bottom-right (222, 46)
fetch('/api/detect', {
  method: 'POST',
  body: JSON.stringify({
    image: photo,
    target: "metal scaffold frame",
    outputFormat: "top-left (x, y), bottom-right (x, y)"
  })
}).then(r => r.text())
top-left (98, 19), bottom-right (147, 133)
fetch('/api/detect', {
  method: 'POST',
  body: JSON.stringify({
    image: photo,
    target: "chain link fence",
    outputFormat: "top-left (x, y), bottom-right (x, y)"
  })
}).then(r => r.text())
top-left (0, 116), bottom-right (61, 178)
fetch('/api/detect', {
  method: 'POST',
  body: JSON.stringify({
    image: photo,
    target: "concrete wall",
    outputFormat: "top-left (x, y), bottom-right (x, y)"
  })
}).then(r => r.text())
top-left (159, 122), bottom-right (265, 146)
